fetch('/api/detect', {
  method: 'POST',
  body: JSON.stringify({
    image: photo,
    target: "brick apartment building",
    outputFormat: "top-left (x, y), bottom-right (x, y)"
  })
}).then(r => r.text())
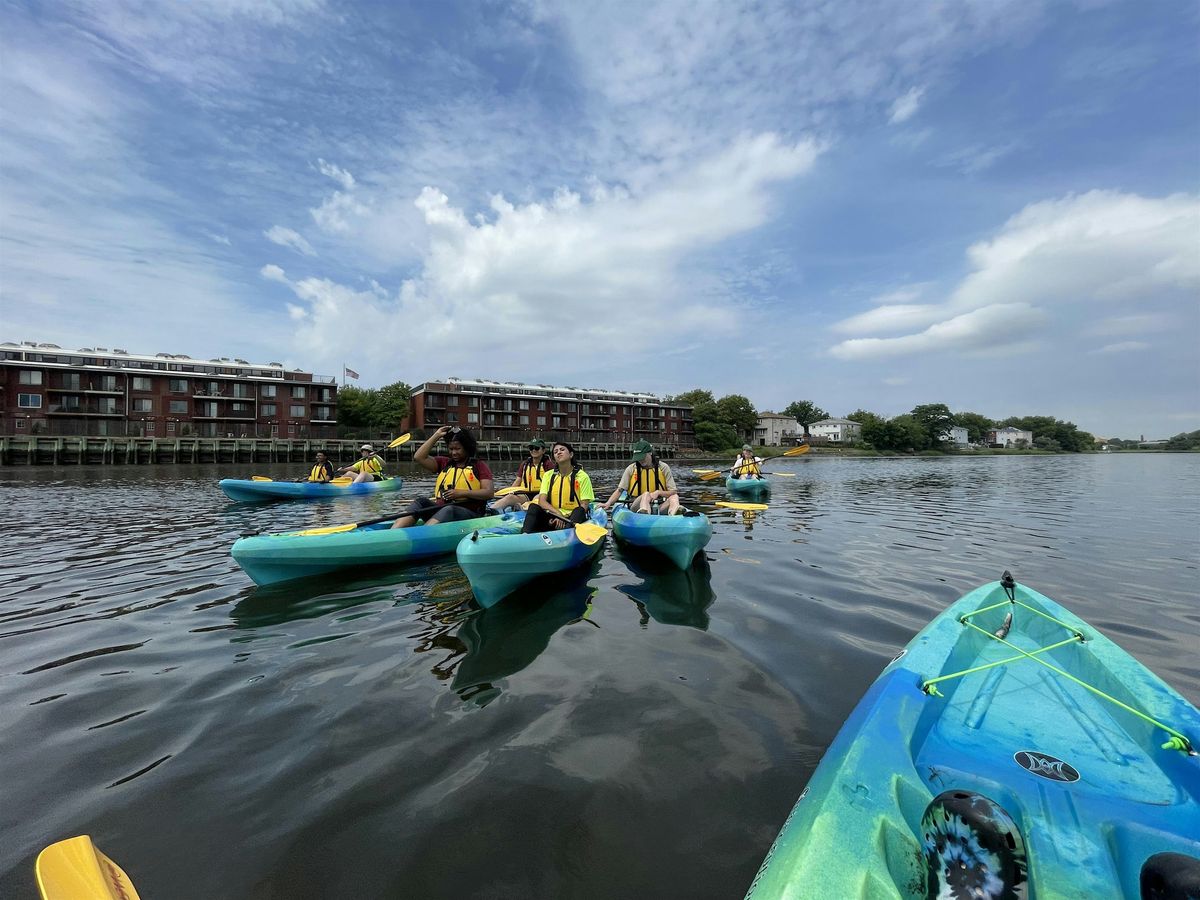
top-left (1, 341), bottom-right (338, 438)
top-left (410, 378), bottom-right (695, 447)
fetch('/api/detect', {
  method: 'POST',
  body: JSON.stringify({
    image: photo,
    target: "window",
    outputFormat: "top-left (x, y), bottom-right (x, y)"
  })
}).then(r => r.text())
top-left (611, 419), bottom-right (617, 428)
top-left (467, 412), bottom-right (479, 424)
top-left (232, 384), bottom-right (251, 398)
top-left (568, 403), bottom-right (576, 412)
top-left (484, 414), bottom-right (496, 425)
top-left (231, 402), bottom-right (250, 413)
top-left (291, 386), bottom-right (306, 399)
top-left (145, 422), bottom-right (155, 434)
top-left (261, 384), bottom-right (277, 398)
top-left (200, 402), bottom-right (218, 417)
top-left (61, 373), bottom-right (81, 390)
top-left (16, 418), bottom-right (26, 429)
top-left (537, 416), bottom-right (546, 426)
top-left (166, 422), bottom-right (176, 434)
top-left (19, 370), bottom-right (43, 385)
top-left (537, 401), bottom-right (546, 411)
top-left (206, 381), bottom-right (221, 395)
top-left (261, 403), bottom-right (276, 417)
top-left (467, 396), bottom-right (478, 407)
top-left (288, 423), bottom-right (297, 435)
top-left (99, 376), bottom-right (118, 391)
top-left (447, 411), bottom-right (459, 423)
top-left (132, 377), bottom-right (152, 391)
top-left (169, 400), bottom-right (187, 414)
top-left (290, 405), bottom-right (305, 417)
top-left (520, 415), bottom-right (529, 425)
top-left (18, 393), bottom-right (42, 408)
top-left (61, 396), bottom-right (81, 411)
top-left (132, 398), bottom-right (153, 412)
top-left (97, 398), bottom-right (117, 413)
top-left (169, 378), bottom-right (188, 392)
top-left (518, 400), bottom-right (529, 410)
top-left (552, 416), bottom-right (563, 428)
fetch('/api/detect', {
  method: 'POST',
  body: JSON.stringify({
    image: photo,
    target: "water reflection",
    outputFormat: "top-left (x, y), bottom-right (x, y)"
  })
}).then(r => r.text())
top-left (612, 547), bottom-right (715, 629)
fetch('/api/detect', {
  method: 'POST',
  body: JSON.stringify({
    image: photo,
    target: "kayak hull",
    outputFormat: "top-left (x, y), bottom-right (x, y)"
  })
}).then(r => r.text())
top-left (611, 506), bottom-right (712, 570)
top-left (219, 476), bottom-right (403, 503)
top-left (232, 512), bottom-right (520, 586)
top-left (456, 506), bottom-right (608, 608)
top-left (747, 578), bottom-right (1200, 899)
top-left (726, 476), bottom-right (770, 495)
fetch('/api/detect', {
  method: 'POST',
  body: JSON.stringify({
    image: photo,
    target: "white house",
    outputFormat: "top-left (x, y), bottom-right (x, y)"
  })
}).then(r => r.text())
top-left (809, 417), bottom-right (862, 443)
top-left (949, 425), bottom-right (970, 446)
top-left (754, 413), bottom-right (801, 446)
top-left (988, 426), bottom-right (1034, 448)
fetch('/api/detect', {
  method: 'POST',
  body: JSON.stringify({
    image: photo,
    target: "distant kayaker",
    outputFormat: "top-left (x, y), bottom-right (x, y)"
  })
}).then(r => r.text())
top-left (601, 439), bottom-right (681, 515)
top-left (492, 438), bottom-right (552, 512)
top-left (339, 444), bottom-right (385, 484)
top-left (730, 444), bottom-right (764, 479)
top-left (522, 440), bottom-right (596, 533)
top-left (305, 451), bottom-right (335, 483)
top-left (391, 426), bottom-right (495, 527)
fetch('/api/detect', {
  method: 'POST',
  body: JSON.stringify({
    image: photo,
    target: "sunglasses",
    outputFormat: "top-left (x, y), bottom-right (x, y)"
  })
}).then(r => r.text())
top-left (448, 426), bottom-right (462, 434)
top-left (529, 445), bottom-right (543, 451)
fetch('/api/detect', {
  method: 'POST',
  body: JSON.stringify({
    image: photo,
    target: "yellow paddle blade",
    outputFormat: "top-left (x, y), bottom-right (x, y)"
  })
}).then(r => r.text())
top-left (783, 444), bottom-right (811, 457)
top-left (291, 522), bottom-right (360, 536)
top-left (250, 475), bottom-right (273, 482)
top-left (574, 522), bottom-right (608, 545)
top-left (330, 476), bottom-right (354, 485)
top-left (691, 468), bottom-right (719, 475)
top-left (387, 432), bottom-right (412, 449)
top-left (699, 471), bottom-right (724, 481)
top-left (36, 835), bottom-right (142, 900)
top-left (765, 472), bottom-right (796, 477)
top-left (495, 485), bottom-right (532, 496)
top-left (715, 501), bottom-right (769, 511)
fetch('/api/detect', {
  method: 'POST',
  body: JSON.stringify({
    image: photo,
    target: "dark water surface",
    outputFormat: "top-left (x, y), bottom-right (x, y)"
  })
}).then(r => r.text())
top-left (2, 455), bottom-right (1197, 898)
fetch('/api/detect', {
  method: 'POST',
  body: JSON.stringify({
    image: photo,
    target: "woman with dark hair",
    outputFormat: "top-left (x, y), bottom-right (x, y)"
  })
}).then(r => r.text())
top-left (492, 438), bottom-right (552, 512)
top-left (390, 426), bottom-right (494, 528)
top-left (521, 440), bottom-right (596, 533)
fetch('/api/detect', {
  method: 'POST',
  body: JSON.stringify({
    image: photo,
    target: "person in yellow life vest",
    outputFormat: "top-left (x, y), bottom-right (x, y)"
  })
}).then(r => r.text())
top-left (730, 444), bottom-right (764, 479)
top-left (391, 426), bottom-right (495, 527)
top-left (492, 438), bottom-right (552, 512)
top-left (305, 451), bottom-right (335, 483)
top-left (339, 444), bottom-right (385, 484)
top-left (601, 439), bottom-right (681, 515)
top-left (522, 440), bottom-right (595, 533)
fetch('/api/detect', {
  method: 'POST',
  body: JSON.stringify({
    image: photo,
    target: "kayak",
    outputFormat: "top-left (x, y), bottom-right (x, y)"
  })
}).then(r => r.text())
top-left (219, 476), bottom-right (403, 502)
top-left (746, 573), bottom-right (1200, 899)
top-left (456, 506), bottom-right (609, 608)
top-left (726, 476), bottom-right (770, 495)
top-left (610, 506), bottom-right (712, 570)
top-left (231, 511), bottom-right (521, 586)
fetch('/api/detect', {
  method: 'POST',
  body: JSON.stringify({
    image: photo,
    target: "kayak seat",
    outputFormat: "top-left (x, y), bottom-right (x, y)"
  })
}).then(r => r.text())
top-left (921, 790), bottom-right (1028, 899)
top-left (1140, 852), bottom-right (1200, 900)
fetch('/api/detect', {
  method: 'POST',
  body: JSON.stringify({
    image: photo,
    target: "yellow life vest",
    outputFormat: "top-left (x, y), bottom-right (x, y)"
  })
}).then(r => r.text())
top-left (352, 455), bottom-right (383, 476)
top-left (628, 462), bottom-right (664, 499)
top-left (544, 467), bottom-right (585, 514)
top-left (309, 462), bottom-right (332, 482)
top-left (434, 462), bottom-right (480, 501)
top-left (518, 457), bottom-right (549, 493)
top-left (732, 456), bottom-right (760, 477)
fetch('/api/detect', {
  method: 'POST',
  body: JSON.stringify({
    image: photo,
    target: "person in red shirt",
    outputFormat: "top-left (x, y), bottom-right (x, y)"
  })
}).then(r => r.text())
top-left (390, 426), bottom-right (495, 527)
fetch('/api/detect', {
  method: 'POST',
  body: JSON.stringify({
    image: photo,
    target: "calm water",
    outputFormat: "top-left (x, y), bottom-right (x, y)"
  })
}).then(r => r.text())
top-left (1, 455), bottom-right (1197, 898)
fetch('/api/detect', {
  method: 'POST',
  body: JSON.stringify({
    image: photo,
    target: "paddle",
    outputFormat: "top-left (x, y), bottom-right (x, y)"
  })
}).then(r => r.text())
top-left (715, 501), bottom-right (769, 511)
top-left (574, 522), bottom-right (608, 545)
top-left (762, 472), bottom-right (796, 477)
top-left (782, 444), bottom-right (811, 456)
top-left (290, 512), bottom-right (404, 536)
top-left (36, 835), bottom-right (140, 900)
top-left (495, 485), bottom-right (535, 497)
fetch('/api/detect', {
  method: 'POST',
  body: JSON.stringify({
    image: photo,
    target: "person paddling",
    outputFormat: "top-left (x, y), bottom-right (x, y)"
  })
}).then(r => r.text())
top-left (305, 451), bottom-right (335, 483)
top-left (601, 439), bottom-right (681, 515)
top-left (339, 444), bottom-right (384, 484)
top-left (730, 444), bottom-right (764, 479)
top-left (391, 426), bottom-right (494, 527)
top-left (522, 440), bottom-right (595, 533)
top-left (492, 439), bottom-right (552, 512)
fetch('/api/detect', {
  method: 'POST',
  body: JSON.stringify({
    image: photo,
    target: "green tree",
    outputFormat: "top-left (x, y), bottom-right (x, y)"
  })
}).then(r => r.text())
top-left (716, 394), bottom-right (758, 438)
top-left (694, 421), bottom-right (739, 452)
top-left (953, 411), bottom-right (994, 445)
top-left (861, 414), bottom-right (929, 453)
top-left (909, 403), bottom-right (954, 448)
top-left (668, 389), bottom-right (719, 424)
top-left (337, 385), bottom-right (373, 428)
top-left (783, 400), bottom-right (829, 437)
top-left (373, 381), bottom-right (413, 430)
top-left (1001, 415), bottom-right (1093, 452)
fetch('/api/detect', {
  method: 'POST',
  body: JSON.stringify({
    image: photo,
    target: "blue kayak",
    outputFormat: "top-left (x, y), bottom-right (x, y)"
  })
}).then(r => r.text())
top-left (747, 573), bottom-right (1200, 899)
top-left (456, 506), bottom-right (608, 608)
top-left (610, 506), bottom-right (712, 570)
top-left (726, 476), bottom-right (769, 495)
top-left (219, 476), bottom-right (403, 503)
top-left (231, 511), bottom-right (522, 586)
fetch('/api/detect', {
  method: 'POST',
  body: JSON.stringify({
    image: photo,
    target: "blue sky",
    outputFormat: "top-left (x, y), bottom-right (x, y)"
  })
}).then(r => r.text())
top-left (2, 0), bottom-right (1197, 438)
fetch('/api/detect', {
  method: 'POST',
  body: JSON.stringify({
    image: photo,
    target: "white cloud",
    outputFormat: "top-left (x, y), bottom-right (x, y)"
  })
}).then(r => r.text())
top-left (830, 190), bottom-right (1200, 360)
top-left (1090, 341), bottom-right (1150, 354)
top-left (1087, 314), bottom-right (1169, 337)
top-left (310, 191), bottom-right (369, 234)
top-left (889, 87), bottom-right (925, 124)
top-left (317, 158), bottom-right (355, 191)
top-left (206, 231), bottom-right (232, 246)
top-left (264, 225), bottom-right (316, 256)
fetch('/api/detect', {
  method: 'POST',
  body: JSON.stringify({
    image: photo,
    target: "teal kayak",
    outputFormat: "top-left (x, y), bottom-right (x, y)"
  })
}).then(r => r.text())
top-left (610, 506), bottom-right (712, 569)
top-left (727, 476), bottom-right (770, 495)
top-left (232, 511), bottom-right (521, 586)
top-left (456, 506), bottom-right (609, 608)
top-left (747, 573), bottom-right (1200, 899)
top-left (219, 476), bottom-right (403, 503)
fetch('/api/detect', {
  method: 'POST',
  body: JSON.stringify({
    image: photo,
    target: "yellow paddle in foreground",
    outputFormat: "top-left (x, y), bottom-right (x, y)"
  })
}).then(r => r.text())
top-left (714, 500), bottom-right (769, 511)
top-left (36, 835), bottom-right (141, 900)
top-left (494, 485), bottom-right (535, 497)
top-left (516, 501), bottom-right (608, 545)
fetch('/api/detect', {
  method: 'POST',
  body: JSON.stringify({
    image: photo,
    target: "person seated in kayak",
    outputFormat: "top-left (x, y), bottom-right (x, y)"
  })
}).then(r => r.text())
top-left (339, 444), bottom-right (385, 484)
top-left (730, 444), bottom-right (764, 479)
top-left (492, 438), bottom-right (552, 512)
top-left (305, 451), bottom-right (334, 483)
top-left (601, 439), bottom-right (681, 515)
top-left (391, 426), bottom-right (494, 527)
top-left (522, 440), bottom-right (595, 533)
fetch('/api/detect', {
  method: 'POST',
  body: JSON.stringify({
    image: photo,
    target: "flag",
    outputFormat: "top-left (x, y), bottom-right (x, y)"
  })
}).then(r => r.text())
top-left (344, 367), bottom-right (360, 380)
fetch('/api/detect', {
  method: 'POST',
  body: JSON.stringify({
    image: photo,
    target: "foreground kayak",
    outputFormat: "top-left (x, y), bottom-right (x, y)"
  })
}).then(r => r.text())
top-left (747, 573), bottom-right (1200, 899)
top-left (219, 476), bottom-right (403, 503)
top-left (456, 506), bottom-right (608, 608)
top-left (726, 476), bottom-right (770, 495)
top-left (611, 506), bottom-right (712, 570)
top-left (232, 511), bottom-right (521, 586)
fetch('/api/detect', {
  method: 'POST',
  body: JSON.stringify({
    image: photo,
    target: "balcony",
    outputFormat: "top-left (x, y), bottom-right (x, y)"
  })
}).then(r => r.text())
top-left (47, 404), bottom-right (124, 416)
